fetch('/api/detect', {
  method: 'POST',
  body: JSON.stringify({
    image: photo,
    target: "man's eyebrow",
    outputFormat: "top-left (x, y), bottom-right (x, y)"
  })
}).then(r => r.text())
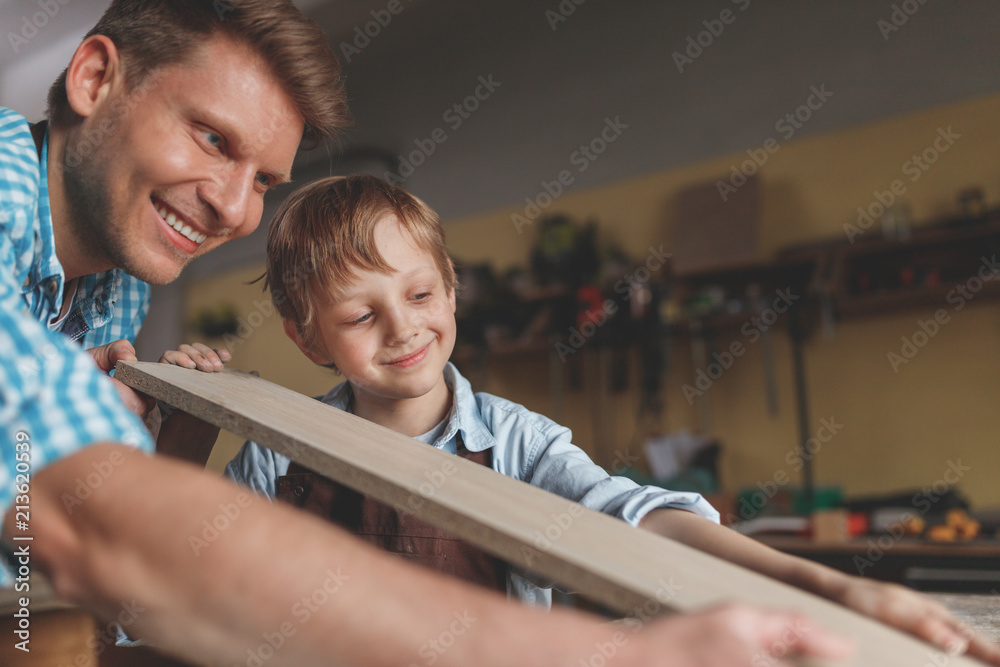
top-left (196, 109), bottom-right (294, 184)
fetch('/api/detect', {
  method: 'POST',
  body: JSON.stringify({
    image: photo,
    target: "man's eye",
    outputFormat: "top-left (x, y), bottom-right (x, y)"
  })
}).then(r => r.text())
top-left (412, 292), bottom-right (430, 301)
top-left (256, 173), bottom-right (272, 188)
top-left (203, 131), bottom-right (223, 148)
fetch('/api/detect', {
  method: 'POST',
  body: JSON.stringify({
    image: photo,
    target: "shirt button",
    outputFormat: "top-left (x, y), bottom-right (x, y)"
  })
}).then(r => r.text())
top-left (294, 485), bottom-right (305, 497)
top-left (46, 279), bottom-right (58, 296)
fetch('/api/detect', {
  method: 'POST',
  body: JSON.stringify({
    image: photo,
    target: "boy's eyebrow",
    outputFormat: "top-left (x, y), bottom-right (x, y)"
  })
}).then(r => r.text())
top-left (330, 266), bottom-right (439, 303)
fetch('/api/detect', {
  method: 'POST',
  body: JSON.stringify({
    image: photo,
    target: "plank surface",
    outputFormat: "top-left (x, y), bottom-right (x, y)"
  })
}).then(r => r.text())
top-left (117, 361), bottom-right (984, 667)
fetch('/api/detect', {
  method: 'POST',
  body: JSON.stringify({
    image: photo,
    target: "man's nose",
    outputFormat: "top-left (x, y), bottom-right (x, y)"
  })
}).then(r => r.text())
top-left (198, 163), bottom-right (255, 233)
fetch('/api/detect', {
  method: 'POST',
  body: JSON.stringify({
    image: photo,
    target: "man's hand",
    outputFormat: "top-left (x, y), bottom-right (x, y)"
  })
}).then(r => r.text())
top-left (87, 339), bottom-right (155, 418)
top-left (628, 603), bottom-right (855, 667)
top-left (159, 342), bottom-right (231, 372)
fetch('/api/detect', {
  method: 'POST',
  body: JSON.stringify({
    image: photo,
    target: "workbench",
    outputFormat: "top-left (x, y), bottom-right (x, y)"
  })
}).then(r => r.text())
top-left (758, 536), bottom-right (1000, 592)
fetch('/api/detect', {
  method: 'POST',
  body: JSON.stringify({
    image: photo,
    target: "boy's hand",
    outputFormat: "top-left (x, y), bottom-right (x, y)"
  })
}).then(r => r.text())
top-left (628, 603), bottom-right (854, 666)
top-left (159, 343), bottom-right (231, 372)
top-left (155, 343), bottom-right (230, 464)
top-left (834, 577), bottom-right (1000, 665)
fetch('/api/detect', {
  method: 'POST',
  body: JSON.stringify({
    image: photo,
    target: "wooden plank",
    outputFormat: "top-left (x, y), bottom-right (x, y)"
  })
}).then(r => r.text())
top-left (117, 361), bottom-right (984, 667)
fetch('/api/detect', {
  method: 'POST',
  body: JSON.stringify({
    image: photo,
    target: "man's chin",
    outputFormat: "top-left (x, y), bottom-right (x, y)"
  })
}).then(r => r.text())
top-left (120, 256), bottom-right (188, 285)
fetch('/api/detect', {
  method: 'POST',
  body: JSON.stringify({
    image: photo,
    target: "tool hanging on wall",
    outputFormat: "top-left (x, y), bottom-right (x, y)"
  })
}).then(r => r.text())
top-left (747, 283), bottom-right (779, 417)
top-left (688, 317), bottom-right (711, 431)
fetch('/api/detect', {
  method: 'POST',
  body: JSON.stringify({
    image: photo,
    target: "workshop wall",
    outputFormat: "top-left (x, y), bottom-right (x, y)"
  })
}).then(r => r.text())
top-left (189, 91), bottom-right (1000, 508)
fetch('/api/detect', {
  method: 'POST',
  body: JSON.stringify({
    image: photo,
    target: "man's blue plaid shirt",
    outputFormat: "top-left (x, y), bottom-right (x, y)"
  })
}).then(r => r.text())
top-left (0, 107), bottom-right (154, 532)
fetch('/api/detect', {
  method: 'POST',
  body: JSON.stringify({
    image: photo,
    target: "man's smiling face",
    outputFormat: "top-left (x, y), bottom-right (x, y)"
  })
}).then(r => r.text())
top-left (61, 36), bottom-right (304, 284)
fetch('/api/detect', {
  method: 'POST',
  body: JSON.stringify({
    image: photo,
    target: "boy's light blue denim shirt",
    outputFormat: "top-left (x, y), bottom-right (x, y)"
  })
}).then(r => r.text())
top-left (225, 362), bottom-right (719, 608)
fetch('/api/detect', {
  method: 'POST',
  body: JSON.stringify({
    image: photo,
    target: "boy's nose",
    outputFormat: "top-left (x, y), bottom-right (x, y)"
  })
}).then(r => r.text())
top-left (385, 308), bottom-right (419, 345)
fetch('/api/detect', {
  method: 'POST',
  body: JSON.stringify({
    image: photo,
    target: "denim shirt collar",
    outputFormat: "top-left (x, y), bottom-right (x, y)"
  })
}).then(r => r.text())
top-left (317, 362), bottom-right (498, 452)
top-left (24, 126), bottom-right (127, 338)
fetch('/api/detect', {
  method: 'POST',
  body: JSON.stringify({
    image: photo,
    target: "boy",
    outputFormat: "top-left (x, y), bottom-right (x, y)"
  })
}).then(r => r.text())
top-left (198, 174), bottom-right (990, 658)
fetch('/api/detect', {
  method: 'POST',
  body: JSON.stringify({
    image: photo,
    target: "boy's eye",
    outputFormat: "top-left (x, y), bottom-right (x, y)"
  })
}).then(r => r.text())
top-left (350, 313), bottom-right (372, 325)
top-left (412, 292), bottom-right (430, 301)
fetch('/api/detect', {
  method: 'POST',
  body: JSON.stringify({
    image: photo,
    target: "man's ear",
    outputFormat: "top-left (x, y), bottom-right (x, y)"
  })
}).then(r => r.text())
top-left (282, 319), bottom-right (331, 366)
top-left (65, 35), bottom-right (124, 120)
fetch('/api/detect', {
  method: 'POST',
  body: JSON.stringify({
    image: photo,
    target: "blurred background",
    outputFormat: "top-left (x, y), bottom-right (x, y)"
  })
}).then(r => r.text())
top-left (4, 0), bottom-right (1000, 585)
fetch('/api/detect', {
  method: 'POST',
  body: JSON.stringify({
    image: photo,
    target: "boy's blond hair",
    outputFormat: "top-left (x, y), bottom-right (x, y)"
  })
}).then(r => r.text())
top-left (265, 175), bottom-right (456, 346)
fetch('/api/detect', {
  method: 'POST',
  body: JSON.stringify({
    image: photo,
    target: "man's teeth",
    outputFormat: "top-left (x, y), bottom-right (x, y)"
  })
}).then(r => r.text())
top-left (156, 205), bottom-right (207, 244)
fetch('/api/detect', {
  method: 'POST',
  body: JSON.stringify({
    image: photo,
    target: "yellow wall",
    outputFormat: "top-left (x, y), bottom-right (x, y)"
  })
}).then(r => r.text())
top-left (188, 92), bottom-right (1000, 508)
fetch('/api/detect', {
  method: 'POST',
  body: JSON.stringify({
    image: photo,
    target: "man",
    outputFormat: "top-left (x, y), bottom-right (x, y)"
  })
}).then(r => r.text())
top-left (0, 2), bottom-right (861, 665)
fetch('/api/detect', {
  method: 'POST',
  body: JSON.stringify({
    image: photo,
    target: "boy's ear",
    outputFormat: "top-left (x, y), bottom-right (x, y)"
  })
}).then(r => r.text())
top-left (282, 319), bottom-right (330, 366)
top-left (65, 35), bottom-right (125, 121)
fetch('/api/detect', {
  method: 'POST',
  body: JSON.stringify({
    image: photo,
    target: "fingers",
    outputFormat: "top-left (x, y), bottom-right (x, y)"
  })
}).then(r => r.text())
top-left (88, 339), bottom-right (138, 372)
top-left (110, 377), bottom-right (155, 419)
top-left (965, 631), bottom-right (1000, 666)
top-left (722, 606), bottom-right (855, 662)
top-left (871, 584), bottom-right (969, 654)
top-left (158, 343), bottom-right (230, 372)
top-left (842, 579), bottom-right (1000, 661)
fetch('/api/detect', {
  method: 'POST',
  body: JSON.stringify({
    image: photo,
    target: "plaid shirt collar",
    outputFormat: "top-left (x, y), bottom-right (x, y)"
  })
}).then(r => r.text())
top-left (22, 123), bottom-right (130, 341)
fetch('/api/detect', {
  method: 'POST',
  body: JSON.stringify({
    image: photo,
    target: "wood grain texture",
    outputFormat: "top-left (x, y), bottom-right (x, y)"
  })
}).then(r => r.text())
top-left (117, 361), bottom-right (985, 667)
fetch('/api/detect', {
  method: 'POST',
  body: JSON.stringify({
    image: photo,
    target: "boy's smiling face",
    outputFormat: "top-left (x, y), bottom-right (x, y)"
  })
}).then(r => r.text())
top-left (291, 214), bottom-right (456, 413)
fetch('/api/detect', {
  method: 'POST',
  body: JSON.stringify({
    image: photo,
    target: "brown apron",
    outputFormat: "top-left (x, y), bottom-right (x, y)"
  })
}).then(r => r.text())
top-left (276, 444), bottom-right (508, 593)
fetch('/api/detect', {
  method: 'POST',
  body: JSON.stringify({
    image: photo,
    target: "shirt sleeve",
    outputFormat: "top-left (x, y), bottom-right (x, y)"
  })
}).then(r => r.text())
top-left (223, 440), bottom-right (290, 499)
top-left (0, 178), bottom-right (153, 525)
top-left (515, 411), bottom-right (720, 526)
